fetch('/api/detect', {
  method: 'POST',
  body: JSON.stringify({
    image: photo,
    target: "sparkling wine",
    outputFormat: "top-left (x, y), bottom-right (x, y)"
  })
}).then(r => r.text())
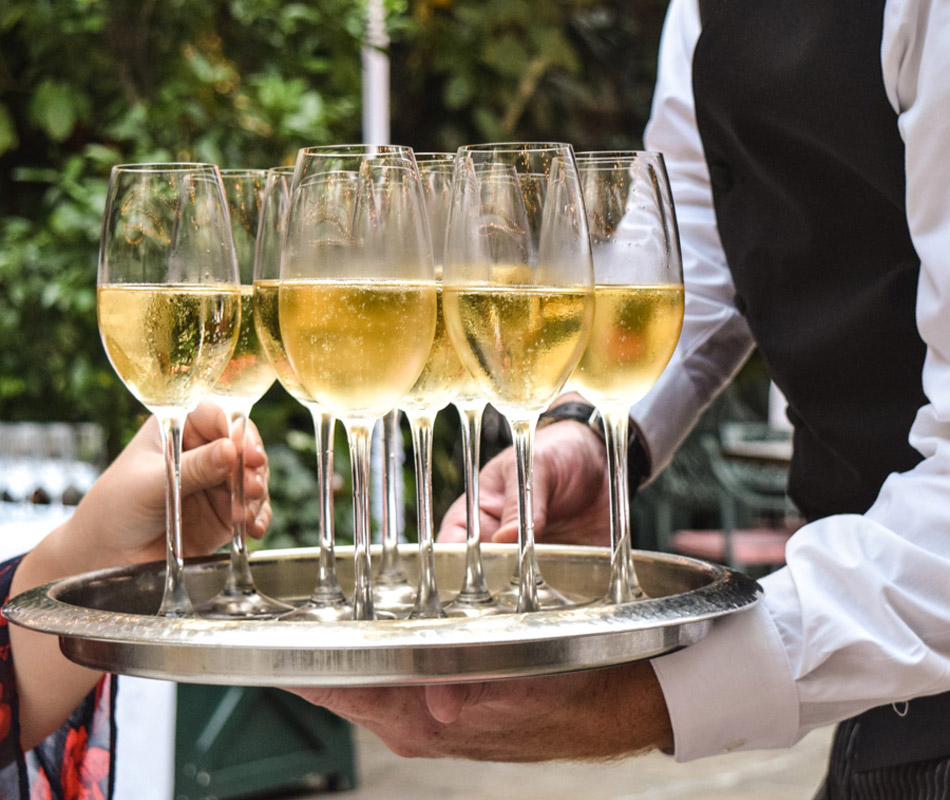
top-left (572, 284), bottom-right (684, 411)
top-left (443, 280), bottom-right (593, 417)
top-left (97, 283), bottom-right (240, 411)
top-left (251, 279), bottom-right (311, 404)
top-left (401, 286), bottom-right (468, 414)
top-left (279, 279), bottom-right (437, 420)
top-left (210, 285), bottom-right (277, 411)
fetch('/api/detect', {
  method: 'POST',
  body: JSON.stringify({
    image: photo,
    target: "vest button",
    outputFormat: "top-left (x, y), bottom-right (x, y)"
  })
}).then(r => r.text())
top-left (708, 160), bottom-right (734, 191)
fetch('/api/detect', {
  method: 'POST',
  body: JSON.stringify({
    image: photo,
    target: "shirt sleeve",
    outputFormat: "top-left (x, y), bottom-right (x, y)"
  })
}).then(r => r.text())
top-left (647, 0), bottom-right (950, 761)
top-left (0, 555), bottom-right (115, 797)
top-left (630, 0), bottom-right (756, 476)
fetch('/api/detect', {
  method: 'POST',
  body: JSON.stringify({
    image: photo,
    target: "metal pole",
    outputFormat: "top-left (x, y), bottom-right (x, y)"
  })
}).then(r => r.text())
top-left (361, 0), bottom-right (390, 144)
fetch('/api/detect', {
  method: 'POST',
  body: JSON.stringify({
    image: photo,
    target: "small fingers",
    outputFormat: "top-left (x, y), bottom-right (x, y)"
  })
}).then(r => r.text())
top-left (179, 439), bottom-right (235, 496)
top-left (183, 401), bottom-right (230, 449)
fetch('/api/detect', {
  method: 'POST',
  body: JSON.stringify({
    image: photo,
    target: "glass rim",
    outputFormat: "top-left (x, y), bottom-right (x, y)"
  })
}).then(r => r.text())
top-left (218, 167), bottom-right (269, 177)
top-left (266, 165), bottom-right (296, 175)
top-left (575, 150), bottom-right (666, 166)
top-left (297, 143), bottom-right (415, 157)
top-left (456, 141), bottom-right (574, 154)
top-left (110, 162), bottom-right (220, 173)
top-left (575, 149), bottom-right (653, 157)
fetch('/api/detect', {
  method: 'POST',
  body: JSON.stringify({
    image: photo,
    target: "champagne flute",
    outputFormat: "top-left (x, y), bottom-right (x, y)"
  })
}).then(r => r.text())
top-left (572, 151), bottom-right (684, 604)
top-left (252, 165), bottom-right (353, 620)
top-left (442, 144), bottom-right (594, 613)
top-left (372, 409), bottom-right (416, 616)
top-left (195, 168), bottom-right (291, 619)
top-left (400, 154), bottom-right (470, 619)
top-left (97, 163), bottom-right (241, 617)
top-left (280, 145), bottom-right (437, 621)
top-left (416, 153), bottom-right (497, 617)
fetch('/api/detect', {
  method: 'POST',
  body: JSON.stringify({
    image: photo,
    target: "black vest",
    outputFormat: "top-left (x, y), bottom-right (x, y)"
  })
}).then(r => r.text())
top-left (693, 0), bottom-right (926, 522)
top-left (694, 1), bottom-right (950, 775)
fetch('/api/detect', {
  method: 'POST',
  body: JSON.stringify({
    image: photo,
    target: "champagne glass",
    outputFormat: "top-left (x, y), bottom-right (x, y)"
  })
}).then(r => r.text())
top-left (400, 154), bottom-right (471, 619)
top-left (442, 143), bottom-right (594, 613)
top-left (194, 168), bottom-right (291, 619)
top-left (572, 151), bottom-right (684, 604)
top-left (97, 163), bottom-right (241, 617)
top-left (252, 165), bottom-right (353, 620)
top-left (416, 153), bottom-right (497, 617)
top-left (280, 145), bottom-right (437, 621)
top-left (373, 409), bottom-right (416, 616)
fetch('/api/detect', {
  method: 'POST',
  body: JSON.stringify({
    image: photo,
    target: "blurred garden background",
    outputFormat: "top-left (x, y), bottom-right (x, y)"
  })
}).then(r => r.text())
top-left (0, 0), bottom-right (769, 549)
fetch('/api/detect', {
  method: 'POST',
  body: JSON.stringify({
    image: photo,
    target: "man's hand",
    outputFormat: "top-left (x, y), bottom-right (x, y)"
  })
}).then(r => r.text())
top-left (438, 412), bottom-right (612, 547)
top-left (292, 661), bottom-right (672, 761)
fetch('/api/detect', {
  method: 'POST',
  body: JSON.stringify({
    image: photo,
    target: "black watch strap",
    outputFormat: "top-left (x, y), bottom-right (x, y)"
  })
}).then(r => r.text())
top-left (537, 401), bottom-right (603, 433)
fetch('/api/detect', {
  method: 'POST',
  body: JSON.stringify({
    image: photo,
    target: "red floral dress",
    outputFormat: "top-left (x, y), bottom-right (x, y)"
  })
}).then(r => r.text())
top-left (0, 557), bottom-right (115, 800)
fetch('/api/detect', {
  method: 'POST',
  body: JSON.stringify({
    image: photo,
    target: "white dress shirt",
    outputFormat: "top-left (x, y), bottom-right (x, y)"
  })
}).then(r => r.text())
top-left (633, 0), bottom-right (950, 761)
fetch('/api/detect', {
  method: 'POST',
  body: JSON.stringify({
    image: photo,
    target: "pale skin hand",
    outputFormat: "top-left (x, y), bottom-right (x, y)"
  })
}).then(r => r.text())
top-left (439, 398), bottom-right (613, 547)
top-left (8, 401), bottom-right (271, 751)
top-left (292, 397), bottom-right (674, 762)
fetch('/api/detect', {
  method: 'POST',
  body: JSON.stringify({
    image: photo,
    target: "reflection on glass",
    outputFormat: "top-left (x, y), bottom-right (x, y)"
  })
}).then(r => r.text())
top-left (280, 145), bottom-right (436, 620)
top-left (97, 163), bottom-right (241, 617)
top-left (443, 144), bottom-right (594, 612)
top-left (252, 166), bottom-right (352, 620)
top-left (572, 151), bottom-right (684, 604)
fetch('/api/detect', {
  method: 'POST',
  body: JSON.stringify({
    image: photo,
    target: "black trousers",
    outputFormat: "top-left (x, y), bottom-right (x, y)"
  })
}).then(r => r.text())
top-left (814, 692), bottom-right (950, 799)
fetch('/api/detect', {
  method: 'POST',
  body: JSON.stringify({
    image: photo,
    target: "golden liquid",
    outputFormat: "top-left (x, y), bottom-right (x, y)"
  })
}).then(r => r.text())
top-left (252, 279), bottom-right (312, 404)
top-left (210, 286), bottom-right (277, 408)
top-left (279, 279), bottom-right (437, 420)
top-left (442, 282), bottom-right (593, 417)
top-left (98, 283), bottom-right (240, 411)
top-left (401, 287), bottom-right (468, 415)
top-left (572, 284), bottom-right (684, 411)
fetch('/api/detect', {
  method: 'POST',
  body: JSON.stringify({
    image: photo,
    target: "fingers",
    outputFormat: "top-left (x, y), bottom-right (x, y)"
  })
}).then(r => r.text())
top-left (242, 419), bottom-right (267, 469)
top-left (179, 438), bottom-right (236, 496)
top-left (182, 400), bottom-right (230, 449)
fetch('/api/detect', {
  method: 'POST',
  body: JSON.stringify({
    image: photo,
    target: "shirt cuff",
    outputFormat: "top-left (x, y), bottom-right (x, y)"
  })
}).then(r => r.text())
top-left (651, 591), bottom-right (801, 761)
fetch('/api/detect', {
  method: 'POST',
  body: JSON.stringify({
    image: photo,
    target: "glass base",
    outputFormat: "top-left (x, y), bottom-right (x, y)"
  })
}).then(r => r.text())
top-left (372, 577), bottom-right (417, 619)
top-left (195, 588), bottom-right (293, 620)
top-left (279, 597), bottom-right (354, 622)
top-left (443, 593), bottom-right (506, 618)
top-left (494, 579), bottom-right (591, 612)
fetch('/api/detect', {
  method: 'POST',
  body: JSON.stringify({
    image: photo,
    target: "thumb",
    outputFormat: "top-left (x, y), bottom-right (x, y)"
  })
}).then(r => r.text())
top-left (180, 438), bottom-right (235, 495)
top-left (490, 465), bottom-right (550, 544)
top-left (425, 683), bottom-right (489, 724)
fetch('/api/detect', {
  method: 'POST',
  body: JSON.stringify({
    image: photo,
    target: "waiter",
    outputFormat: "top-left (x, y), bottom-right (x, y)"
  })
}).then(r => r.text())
top-left (297, 0), bottom-right (950, 795)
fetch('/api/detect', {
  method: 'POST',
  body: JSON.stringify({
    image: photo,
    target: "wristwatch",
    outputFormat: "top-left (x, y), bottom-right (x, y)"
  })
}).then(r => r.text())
top-left (537, 401), bottom-right (604, 434)
top-left (536, 401), bottom-right (652, 498)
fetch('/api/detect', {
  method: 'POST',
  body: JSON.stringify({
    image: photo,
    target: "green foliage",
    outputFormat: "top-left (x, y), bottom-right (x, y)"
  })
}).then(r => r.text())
top-left (391, 0), bottom-right (668, 151)
top-left (0, 0), bottom-right (367, 454)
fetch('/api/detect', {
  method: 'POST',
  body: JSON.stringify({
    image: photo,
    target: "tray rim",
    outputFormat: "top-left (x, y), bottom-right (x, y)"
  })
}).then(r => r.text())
top-left (3, 544), bottom-right (760, 645)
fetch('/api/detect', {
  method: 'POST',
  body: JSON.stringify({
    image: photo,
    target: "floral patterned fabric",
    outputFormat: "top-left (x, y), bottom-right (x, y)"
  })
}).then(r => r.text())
top-left (0, 556), bottom-right (115, 800)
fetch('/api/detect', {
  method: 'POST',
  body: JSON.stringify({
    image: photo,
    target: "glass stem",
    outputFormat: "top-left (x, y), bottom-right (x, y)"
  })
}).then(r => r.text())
top-left (511, 418), bottom-right (540, 613)
top-left (308, 405), bottom-right (344, 603)
top-left (455, 403), bottom-right (491, 601)
top-left (377, 409), bottom-right (407, 583)
top-left (345, 421), bottom-right (376, 620)
top-left (223, 409), bottom-right (256, 594)
top-left (408, 413), bottom-right (445, 618)
top-left (603, 411), bottom-right (644, 603)
top-left (158, 411), bottom-right (193, 617)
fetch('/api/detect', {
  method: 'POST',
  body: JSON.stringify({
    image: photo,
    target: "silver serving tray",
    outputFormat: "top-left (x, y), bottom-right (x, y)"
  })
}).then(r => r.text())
top-left (2, 544), bottom-right (760, 686)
